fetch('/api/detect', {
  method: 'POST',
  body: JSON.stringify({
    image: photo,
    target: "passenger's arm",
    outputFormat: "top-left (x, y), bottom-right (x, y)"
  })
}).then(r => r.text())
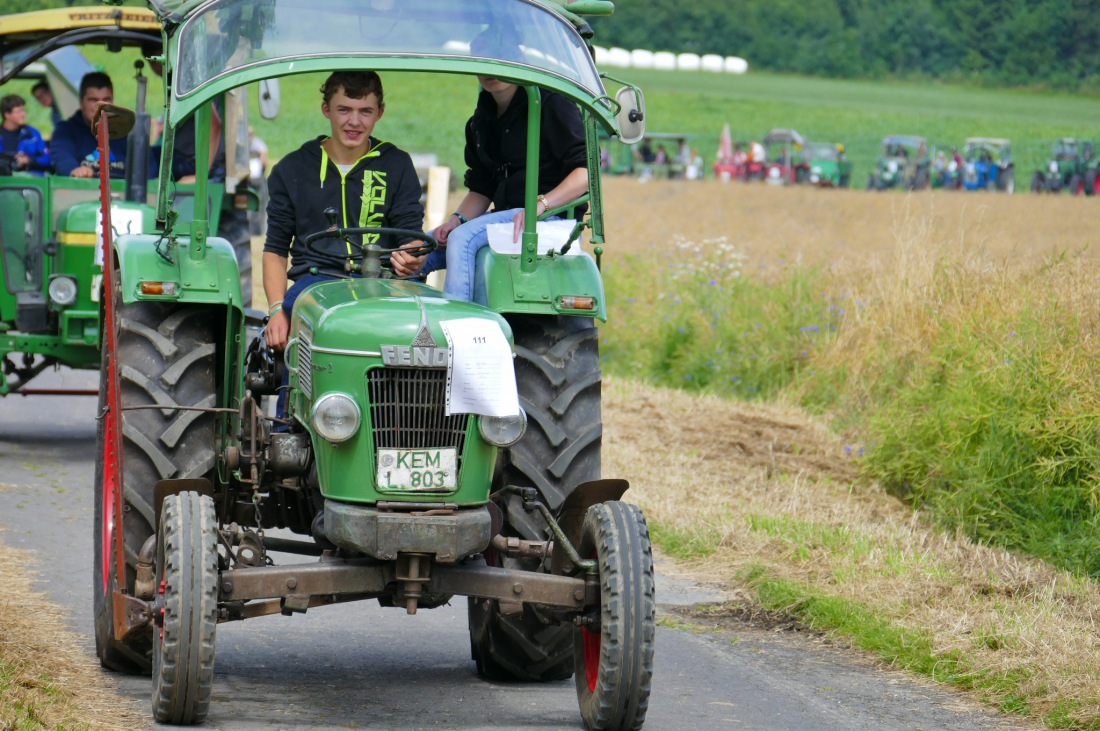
top-left (511, 166), bottom-right (588, 242)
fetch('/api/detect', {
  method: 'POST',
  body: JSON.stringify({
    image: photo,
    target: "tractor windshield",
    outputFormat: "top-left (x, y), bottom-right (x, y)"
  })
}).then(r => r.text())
top-left (807, 143), bottom-right (838, 161)
top-left (174, 0), bottom-right (602, 99)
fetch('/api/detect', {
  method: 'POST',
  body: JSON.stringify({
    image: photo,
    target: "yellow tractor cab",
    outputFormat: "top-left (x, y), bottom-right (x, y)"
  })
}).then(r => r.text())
top-left (0, 6), bottom-right (161, 121)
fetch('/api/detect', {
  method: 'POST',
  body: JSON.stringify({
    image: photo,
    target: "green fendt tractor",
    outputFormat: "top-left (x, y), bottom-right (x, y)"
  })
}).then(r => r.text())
top-left (1030, 138), bottom-right (1098, 195)
top-left (92, 1), bottom-right (654, 729)
top-left (0, 6), bottom-right (260, 398)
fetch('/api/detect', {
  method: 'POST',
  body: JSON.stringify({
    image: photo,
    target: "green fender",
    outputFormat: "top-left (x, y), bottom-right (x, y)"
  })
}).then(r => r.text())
top-left (114, 233), bottom-right (246, 311)
top-left (475, 247), bottom-right (607, 321)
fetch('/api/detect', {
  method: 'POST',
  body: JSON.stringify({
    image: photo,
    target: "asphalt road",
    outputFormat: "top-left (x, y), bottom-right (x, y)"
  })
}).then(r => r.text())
top-left (0, 370), bottom-right (1035, 731)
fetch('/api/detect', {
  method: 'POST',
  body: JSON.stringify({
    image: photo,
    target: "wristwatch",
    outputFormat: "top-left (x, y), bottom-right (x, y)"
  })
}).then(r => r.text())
top-left (537, 194), bottom-right (551, 213)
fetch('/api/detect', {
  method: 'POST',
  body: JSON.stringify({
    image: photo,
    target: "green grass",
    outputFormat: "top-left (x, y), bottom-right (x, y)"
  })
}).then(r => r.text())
top-left (600, 248), bottom-right (842, 398)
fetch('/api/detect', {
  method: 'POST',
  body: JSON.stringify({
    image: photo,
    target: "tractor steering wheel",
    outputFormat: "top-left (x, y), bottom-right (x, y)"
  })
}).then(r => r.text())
top-left (302, 208), bottom-right (438, 278)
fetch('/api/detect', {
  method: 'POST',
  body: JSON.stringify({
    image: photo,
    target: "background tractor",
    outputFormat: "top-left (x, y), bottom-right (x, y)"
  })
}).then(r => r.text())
top-left (1031, 138), bottom-right (1097, 195)
top-left (868, 135), bottom-right (930, 191)
top-left (761, 128), bottom-right (810, 185)
top-left (960, 137), bottom-right (1015, 193)
top-left (0, 6), bottom-right (264, 398)
top-left (93, 1), bottom-right (655, 729)
top-left (805, 141), bottom-right (851, 187)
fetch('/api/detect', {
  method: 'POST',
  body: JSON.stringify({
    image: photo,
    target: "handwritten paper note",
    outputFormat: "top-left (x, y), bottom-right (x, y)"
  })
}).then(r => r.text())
top-left (439, 318), bottom-right (520, 417)
top-left (486, 219), bottom-right (581, 256)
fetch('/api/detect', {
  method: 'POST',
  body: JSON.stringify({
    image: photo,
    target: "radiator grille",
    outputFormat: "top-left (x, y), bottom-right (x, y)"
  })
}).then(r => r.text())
top-left (368, 368), bottom-right (469, 453)
top-left (298, 332), bottom-right (313, 399)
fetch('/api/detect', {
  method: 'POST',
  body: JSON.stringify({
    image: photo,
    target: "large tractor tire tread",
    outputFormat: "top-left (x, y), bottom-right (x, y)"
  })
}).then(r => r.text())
top-left (468, 596), bottom-right (575, 682)
top-left (501, 315), bottom-right (601, 539)
top-left (469, 315), bottom-right (602, 683)
top-left (94, 297), bottom-right (217, 674)
top-left (218, 211), bottom-right (253, 308)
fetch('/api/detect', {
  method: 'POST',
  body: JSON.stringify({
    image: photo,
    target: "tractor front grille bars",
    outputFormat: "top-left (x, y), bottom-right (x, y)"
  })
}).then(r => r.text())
top-left (367, 367), bottom-right (468, 456)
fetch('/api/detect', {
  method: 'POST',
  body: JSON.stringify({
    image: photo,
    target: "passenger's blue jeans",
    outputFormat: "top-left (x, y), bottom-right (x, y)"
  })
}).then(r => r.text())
top-left (421, 209), bottom-right (562, 305)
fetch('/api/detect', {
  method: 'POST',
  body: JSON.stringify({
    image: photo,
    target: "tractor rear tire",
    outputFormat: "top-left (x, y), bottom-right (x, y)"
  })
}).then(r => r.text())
top-left (1086, 170), bottom-right (1097, 197)
top-left (1030, 172), bottom-right (1043, 193)
top-left (152, 492), bottom-right (219, 725)
top-left (1069, 174), bottom-right (1082, 195)
top-left (467, 315), bottom-right (601, 683)
top-left (573, 501), bottom-right (655, 731)
top-left (93, 292), bottom-right (218, 674)
top-left (999, 169), bottom-right (1015, 195)
top-left (218, 210), bottom-right (253, 308)
top-left (94, 339), bottom-right (146, 673)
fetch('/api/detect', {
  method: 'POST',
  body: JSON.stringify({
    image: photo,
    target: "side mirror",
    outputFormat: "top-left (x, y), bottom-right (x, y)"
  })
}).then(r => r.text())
top-left (258, 79), bottom-right (280, 120)
top-left (615, 85), bottom-right (645, 145)
top-left (93, 103), bottom-right (136, 140)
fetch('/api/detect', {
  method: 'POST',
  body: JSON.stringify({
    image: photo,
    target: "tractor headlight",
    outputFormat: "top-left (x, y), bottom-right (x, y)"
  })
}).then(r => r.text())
top-left (311, 393), bottom-right (361, 443)
top-left (887, 161), bottom-right (898, 174)
top-left (1050, 161), bottom-right (1059, 174)
top-left (479, 409), bottom-right (527, 447)
top-left (47, 275), bottom-right (78, 306)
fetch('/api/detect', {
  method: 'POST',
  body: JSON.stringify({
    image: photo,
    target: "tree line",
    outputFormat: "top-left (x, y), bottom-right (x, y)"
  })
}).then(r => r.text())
top-left (591, 0), bottom-right (1100, 92)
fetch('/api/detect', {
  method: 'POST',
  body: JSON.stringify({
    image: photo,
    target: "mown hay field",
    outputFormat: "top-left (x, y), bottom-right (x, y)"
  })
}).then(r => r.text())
top-left (599, 177), bottom-right (1096, 264)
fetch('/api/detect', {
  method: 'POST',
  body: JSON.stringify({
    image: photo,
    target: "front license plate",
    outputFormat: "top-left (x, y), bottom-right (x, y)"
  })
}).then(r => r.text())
top-left (376, 448), bottom-right (457, 491)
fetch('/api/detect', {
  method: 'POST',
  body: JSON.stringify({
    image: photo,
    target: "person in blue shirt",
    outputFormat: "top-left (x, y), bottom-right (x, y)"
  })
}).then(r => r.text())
top-left (0, 95), bottom-right (51, 175)
top-left (51, 72), bottom-right (130, 178)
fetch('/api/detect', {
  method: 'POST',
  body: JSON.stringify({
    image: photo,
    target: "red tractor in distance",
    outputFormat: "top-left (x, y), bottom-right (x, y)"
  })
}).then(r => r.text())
top-left (761, 129), bottom-right (810, 185)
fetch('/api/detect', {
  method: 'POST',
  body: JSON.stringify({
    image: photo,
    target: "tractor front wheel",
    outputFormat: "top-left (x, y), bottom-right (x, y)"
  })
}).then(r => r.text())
top-left (152, 491), bottom-right (219, 724)
top-left (1085, 170), bottom-right (1097, 197)
top-left (1030, 172), bottom-right (1044, 193)
top-left (573, 501), bottom-right (655, 731)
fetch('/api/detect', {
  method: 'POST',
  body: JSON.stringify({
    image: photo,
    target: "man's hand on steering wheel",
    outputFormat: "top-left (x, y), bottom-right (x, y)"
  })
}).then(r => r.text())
top-left (390, 242), bottom-right (427, 277)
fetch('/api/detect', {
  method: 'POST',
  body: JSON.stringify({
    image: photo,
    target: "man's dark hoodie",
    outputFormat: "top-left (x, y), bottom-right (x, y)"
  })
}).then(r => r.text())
top-left (264, 135), bottom-right (424, 280)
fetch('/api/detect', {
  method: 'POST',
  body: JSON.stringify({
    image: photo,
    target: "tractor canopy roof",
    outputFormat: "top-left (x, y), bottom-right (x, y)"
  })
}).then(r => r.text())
top-left (964, 137), bottom-right (1010, 149)
top-left (152, 0), bottom-right (620, 133)
top-left (0, 6), bottom-right (160, 85)
top-left (882, 134), bottom-right (926, 148)
top-left (806, 142), bottom-right (842, 161)
top-left (963, 137), bottom-right (1011, 162)
top-left (763, 128), bottom-right (805, 146)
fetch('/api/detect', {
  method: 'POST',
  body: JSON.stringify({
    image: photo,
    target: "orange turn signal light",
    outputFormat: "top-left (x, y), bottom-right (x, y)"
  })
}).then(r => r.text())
top-left (558, 296), bottom-right (595, 310)
top-left (140, 281), bottom-right (179, 296)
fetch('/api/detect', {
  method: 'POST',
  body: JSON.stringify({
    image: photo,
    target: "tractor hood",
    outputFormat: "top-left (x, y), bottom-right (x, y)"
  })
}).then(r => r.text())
top-left (291, 278), bottom-right (514, 355)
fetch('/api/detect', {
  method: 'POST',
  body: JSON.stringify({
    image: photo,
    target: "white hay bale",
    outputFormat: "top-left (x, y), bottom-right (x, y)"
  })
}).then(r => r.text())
top-left (676, 53), bottom-right (701, 71)
top-left (701, 54), bottom-right (724, 72)
top-left (607, 47), bottom-right (632, 67)
top-left (630, 48), bottom-right (655, 69)
top-left (653, 51), bottom-right (676, 70)
top-left (725, 56), bottom-right (749, 74)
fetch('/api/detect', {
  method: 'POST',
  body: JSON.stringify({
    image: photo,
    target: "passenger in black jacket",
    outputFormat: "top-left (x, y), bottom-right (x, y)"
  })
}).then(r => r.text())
top-left (419, 28), bottom-right (589, 304)
top-left (263, 71), bottom-right (426, 351)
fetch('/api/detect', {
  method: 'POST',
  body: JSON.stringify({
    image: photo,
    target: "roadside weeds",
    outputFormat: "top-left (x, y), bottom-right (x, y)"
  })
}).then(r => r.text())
top-left (604, 377), bottom-right (1100, 730)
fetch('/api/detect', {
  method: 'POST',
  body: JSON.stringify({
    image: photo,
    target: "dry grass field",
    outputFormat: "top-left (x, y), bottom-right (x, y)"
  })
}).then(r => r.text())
top-left (599, 178), bottom-right (1098, 266)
